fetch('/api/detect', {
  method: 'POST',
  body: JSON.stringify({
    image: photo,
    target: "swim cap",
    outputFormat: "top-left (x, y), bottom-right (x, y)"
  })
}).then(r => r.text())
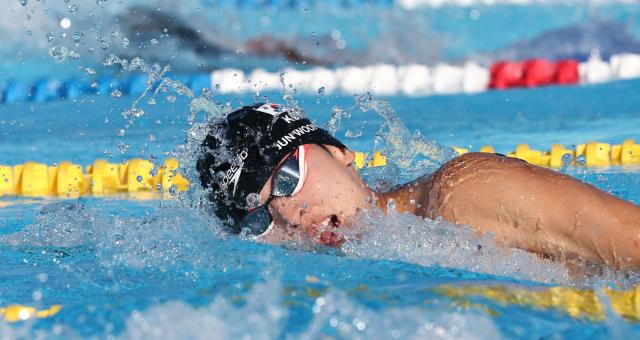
top-left (197, 103), bottom-right (345, 232)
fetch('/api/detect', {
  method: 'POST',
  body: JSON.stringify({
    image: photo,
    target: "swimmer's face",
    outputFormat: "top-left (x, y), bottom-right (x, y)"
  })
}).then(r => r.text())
top-left (256, 144), bottom-right (374, 246)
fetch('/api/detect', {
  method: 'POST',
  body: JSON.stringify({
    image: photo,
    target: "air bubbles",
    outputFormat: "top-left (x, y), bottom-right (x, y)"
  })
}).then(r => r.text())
top-left (150, 38), bottom-right (159, 46)
top-left (68, 4), bottom-right (79, 13)
top-left (317, 86), bottom-right (326, 96)
top-left (122, 37), bottom-right (130, 48)
top-left (110, 89), bottom-right (122, 98)
top-left (136, 175), bottom-right (143, 183)
top-left (576, 154), bottom-right (586, 166)
top-left (60, 18), bottom-right (72, 29)
top-left (48, 46), bottom-right (69, 63)
top-left (166, 94), bottom-right (176, 103)
top-left (26, 30), bottom-right (32, 36)
top-left (561, 153), bottom-right (574, 166)
top-left (148, 134), bottom-right (156, 142)
top-left (117, 129), bottom-right (125, 136)
top-left (19, 0), bottom-right (28, 6)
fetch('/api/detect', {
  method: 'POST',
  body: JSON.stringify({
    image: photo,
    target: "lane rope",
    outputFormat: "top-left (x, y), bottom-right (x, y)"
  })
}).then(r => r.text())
top-left (1, 140), bottom-right (638, 199)
top-left (2, 54), bottom-right (640, 103)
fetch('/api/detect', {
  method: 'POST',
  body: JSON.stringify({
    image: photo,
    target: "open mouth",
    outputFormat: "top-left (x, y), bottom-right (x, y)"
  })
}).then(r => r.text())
top-left (312, 214), bottom-right (344, 247)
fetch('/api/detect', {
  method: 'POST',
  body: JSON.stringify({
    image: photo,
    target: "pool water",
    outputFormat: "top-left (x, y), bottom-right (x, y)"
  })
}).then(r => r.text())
top-left (3, 0), bottom-right (640, 338)
top-left (2, 76), bottom-right (640, 338)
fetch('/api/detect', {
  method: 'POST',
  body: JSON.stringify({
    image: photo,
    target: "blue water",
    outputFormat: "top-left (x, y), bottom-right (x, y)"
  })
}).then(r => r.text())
top-left (1, 77), bottom-right (640, 338)
top-left (2, 1), bottom-right (640, 338)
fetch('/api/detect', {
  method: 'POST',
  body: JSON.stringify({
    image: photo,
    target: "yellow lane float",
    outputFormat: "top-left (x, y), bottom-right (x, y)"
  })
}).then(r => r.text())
top-left (0, 304), bottom-right (62, 323)
top-left (434, 284), bottom-right (640, 322)
top-left (453, 139), bottom-right (640, 168)
top-left (0, 140), bottom-right (638, 198)
top-left (0, 158), bottom-right (189, 198)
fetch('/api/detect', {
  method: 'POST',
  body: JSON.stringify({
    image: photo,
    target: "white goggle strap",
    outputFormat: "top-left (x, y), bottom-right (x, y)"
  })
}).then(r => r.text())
top-left (291, 144), bottom-right (307, 196)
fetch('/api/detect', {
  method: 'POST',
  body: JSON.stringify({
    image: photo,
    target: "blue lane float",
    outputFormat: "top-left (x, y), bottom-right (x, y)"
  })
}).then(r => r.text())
top-left (0, 73), bottom-right (215, 104)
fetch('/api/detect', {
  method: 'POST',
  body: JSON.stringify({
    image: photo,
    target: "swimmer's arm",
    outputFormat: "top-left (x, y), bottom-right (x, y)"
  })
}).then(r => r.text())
top-left (424, 153), bottom-right (640, 269)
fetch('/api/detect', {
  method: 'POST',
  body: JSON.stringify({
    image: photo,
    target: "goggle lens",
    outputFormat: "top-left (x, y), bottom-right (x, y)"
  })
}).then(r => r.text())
top-left (239, 145), bottom-right (307, 236)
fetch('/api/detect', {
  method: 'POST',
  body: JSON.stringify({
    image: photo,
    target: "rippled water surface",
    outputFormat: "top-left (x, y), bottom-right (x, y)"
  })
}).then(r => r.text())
top-left (1, 78), bottom-right (640, 338)
top-left (2, 0), bottom-right (640, 338)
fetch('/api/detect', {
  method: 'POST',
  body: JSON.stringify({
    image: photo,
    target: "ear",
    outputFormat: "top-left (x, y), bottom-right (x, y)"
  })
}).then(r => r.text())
top-left (322, 144), bottom-right (355, 167)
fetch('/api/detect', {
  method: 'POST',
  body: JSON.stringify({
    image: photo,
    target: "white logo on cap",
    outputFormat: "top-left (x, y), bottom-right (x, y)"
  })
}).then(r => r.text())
top-left (221, 150), bottom-right (249, 196)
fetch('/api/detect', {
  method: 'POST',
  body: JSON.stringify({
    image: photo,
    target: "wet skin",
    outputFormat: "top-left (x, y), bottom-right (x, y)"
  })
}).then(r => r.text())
top-left (257, 145), bottom-right (640, 270)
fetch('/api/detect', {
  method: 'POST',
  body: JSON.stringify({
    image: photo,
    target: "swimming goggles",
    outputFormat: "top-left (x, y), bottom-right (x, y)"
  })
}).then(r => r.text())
top-left (239, 144), bottom-right (308, 236)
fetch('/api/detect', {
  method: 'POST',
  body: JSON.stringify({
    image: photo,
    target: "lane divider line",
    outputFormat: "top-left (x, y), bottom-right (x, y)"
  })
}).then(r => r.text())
top-left (2, 54), bottom-right (640, 103)
top-left (1, 140), bottom-right (638, 199)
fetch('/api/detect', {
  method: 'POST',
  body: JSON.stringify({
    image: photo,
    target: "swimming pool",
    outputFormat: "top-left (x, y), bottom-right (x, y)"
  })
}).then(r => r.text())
top-left (3, 1), bottom-right (640, 339)
top-left (1, 76), bottom-right (640, 338)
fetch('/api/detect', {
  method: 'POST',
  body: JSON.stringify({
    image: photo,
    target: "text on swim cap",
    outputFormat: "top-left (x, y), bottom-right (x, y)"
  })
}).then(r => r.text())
top-left (221, 149), bottom-right (249, 196)
top-left (274, 124), bottom-right (318, 150)
top-left (280, 112), bottom-right (303, 124)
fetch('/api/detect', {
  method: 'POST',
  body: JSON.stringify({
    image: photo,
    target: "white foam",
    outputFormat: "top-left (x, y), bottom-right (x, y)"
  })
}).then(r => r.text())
top-left (341, 209), bottom-right (572, 284)
top-left (117, 277), bottom-right (502, 339)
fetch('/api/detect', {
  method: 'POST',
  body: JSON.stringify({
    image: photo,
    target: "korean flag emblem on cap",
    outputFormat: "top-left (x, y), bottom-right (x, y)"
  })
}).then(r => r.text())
top-left (255, 103), bottom-right (288, 116)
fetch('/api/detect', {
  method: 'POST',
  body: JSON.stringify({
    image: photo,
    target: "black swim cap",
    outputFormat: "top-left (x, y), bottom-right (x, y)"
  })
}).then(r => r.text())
top-left (197, 103), bottom-right (345, 233)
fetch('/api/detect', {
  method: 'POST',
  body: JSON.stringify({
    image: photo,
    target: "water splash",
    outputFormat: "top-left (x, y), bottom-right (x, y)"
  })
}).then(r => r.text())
top-left (117, 276), bottom-right (502, 339)
top-left (340, 208), bottom-right (572, 284)
top-left (355, 94), bottom-right (456, 181)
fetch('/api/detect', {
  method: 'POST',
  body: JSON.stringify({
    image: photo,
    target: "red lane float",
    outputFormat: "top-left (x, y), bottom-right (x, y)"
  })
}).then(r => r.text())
top-left (489, 59), bottom-right (579, 89)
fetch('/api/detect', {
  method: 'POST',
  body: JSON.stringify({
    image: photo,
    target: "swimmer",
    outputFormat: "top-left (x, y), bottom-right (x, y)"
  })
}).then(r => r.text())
top-left (197, 103), bottom-right (640, 270)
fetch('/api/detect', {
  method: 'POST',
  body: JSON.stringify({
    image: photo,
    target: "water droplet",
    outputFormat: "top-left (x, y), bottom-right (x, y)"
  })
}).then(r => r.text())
top-left (48, 46), bottom-right (69, 62)
top-left (150, 38), bottom-right (159, 46)
top-left (117, 129), bottom-right (125, 136)
top-left (387, 199), bottom-right (396, 212)
top-left (26, 30), bottom-right (32, 36)
top-left (110, 89), bottom-right (122, 98)
top-left (19, 0), bottom-right (28, 6)
top-left (576, 154), bottom-right (586, 165)
top-left (72, 31), bottom-right (82, 42)
top-left (147, 98), bottom-right (156, 105)
top-left (79, 66), bottom-right (96, 75)
top-left (68, 4), bottom-right (79, 13)
top-left (60, 17), bottom-right (71, 29)
top-left (561, 153), bottom-right (573, 166)
top-left (317, 86), bottom-right (326, 96)
top-left (117, 142), bottom-right (128, 153)
top-left (122, 37), bottom-right (129, 48)
top-left (147, 134), bottom-right (156, 142)
top-left (136, 175), bottom-right (143, 183)
top-left (46, 33), bottom-right (55, 45)
top-left (246, 193), bottom-right (261, 208)
top-left (166, 94), bottom-right (176, 103)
